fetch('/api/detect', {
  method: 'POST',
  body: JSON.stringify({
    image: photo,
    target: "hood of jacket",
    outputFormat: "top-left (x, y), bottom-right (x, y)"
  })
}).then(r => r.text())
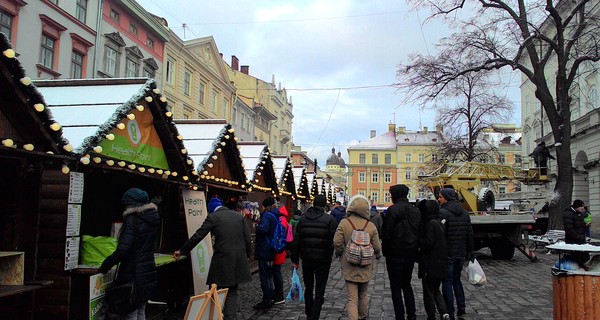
top-left (123, 202), bottom-right (160, 226)
top-left (346, 194), bottom-right (371, 220)
top-left (304, 206), bottom-right (325, 220)
top-left (441, 200), bottom-right (465, 216)
top-left (418, 199), bottom-right (440, 221)
top-left (279, 206), bottom-right (289, 218)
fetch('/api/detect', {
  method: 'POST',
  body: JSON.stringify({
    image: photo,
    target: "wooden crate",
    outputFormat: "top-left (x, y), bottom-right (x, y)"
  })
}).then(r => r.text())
top-left (0, 252), bottom-right (24, 285)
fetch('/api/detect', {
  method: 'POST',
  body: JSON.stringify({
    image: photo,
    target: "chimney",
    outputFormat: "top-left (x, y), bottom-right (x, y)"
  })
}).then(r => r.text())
top-left (370, 130), bottom-right (376, 138)
top-left (436, 124), bottom-right (443, 133)
top-left (219, 53), bottom-right (223, 58)
top-left (388, 123), bottom-right (395, 133)
top-left (231, 55), bottom-right (239, 71)
top-left (240, 65), bottom-right (249, 75)
top-left (398, 126), bottom-right (405, 134)
top-left (423, 126), bottom-right (428, 134)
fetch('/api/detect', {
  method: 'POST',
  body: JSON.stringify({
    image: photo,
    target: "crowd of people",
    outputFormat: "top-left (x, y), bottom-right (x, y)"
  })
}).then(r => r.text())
top-left (97, 184), bottom-right (591, 320)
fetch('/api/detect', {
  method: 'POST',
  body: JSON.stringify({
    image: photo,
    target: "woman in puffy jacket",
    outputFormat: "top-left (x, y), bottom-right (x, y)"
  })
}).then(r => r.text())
top-left (333, 194), bottom-right (381, 320)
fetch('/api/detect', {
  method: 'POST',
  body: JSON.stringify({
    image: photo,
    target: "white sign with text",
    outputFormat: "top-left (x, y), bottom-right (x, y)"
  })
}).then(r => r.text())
top-left (182, 190), bottom-right (213, 294)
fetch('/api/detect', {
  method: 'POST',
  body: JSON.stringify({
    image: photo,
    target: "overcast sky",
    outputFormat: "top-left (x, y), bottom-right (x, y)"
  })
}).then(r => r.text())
top-left (137, 0), bottom-right (521, 167)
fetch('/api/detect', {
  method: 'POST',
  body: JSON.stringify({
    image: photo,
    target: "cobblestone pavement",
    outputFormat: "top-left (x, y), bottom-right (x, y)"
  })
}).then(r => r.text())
top-left (236, 248), bottom-right (555, 320)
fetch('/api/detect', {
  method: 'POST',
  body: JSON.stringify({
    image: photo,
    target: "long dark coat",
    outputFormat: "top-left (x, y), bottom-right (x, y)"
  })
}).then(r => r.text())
top-left (418, 200), bottom-right (448, 280)
top-left (563, 207), bottom-right (586, 244)
top-left (179, 206), bottom-right (252, 287)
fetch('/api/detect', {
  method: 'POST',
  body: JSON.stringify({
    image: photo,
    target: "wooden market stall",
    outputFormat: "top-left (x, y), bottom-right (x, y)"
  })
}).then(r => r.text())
top-left (272, 155), bottom-right (297, 214)
top-left (0, 33), bottom-right (67, 320)
top-left (35, 77), bottom-right (198, 319)
top-left (292, 167), bottom-right (312, 212)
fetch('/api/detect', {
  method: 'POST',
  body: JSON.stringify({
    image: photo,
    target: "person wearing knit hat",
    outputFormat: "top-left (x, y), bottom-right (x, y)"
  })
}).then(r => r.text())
top-left (563, 199), bottom-right (589, 266)
top-left (99, 188), bottom-right (160, 316)
top-left (207, 196), bottom-right (223, 214)
top-left (381, 184), bottom-right (422, 320)
top-left (291, 195), bottom-right (338, 320)
top-left (174, 192), bottom-right (252, 319)
top-left (438, 187), bottom-right (473, 320)
top-left (253, 197), bottom-right (281, 310)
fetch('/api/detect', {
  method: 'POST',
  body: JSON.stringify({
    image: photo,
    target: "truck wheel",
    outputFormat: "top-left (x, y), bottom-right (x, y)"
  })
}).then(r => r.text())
top-left (490, 240), bottom-right (515, 260)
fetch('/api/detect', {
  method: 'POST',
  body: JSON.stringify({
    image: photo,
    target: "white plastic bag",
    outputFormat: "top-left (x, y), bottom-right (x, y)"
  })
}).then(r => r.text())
top-left (466, 258), bottom-right (487, 286)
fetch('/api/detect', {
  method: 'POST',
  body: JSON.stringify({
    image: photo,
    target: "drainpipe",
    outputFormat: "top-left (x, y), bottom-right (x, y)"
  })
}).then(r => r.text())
top-left (92, 0), bottom-right (104, 77)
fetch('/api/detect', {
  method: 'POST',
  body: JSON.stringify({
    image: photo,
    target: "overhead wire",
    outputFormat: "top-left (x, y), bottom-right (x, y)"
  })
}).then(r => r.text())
top-left (307, 89), bottom-right (341, 157)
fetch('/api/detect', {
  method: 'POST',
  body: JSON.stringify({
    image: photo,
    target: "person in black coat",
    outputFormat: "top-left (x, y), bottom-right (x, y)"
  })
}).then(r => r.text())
top-left (438, 188), bottom-right (473, 320)
top-left (529, 141), bottom-right (555, 175)
top-left (99, 188), bottom-right (160, 319)
top-left (418, 200), bottom-right (450, 320)
top-left (563, 199), bottom-right (589, 266)
top-left (174, 197), bottom-right (252, 320)
top-left (381, 184), bottom-right (422, 320)
top-left (291, 194), bottom-right (338, 320)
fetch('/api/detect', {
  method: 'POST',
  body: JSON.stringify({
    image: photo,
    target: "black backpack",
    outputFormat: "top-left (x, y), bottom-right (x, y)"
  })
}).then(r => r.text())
top-left (394, 203), bottom-right (420, 250)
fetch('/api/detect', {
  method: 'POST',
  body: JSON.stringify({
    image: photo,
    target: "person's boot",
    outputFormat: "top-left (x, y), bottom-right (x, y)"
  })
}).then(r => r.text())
top-left (273, 292), bottom-right (285, 305)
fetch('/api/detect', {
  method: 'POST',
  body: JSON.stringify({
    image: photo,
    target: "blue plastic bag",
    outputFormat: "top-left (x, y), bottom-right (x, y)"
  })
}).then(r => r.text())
top-left (286, 267), bottom-right (304, 302)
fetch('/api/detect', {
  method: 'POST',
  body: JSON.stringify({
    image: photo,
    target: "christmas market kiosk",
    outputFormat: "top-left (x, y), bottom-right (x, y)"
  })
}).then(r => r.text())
top-left (272, 155), bottom-right (297, 215)
top-left (35, 77), bottom-right (199, 319)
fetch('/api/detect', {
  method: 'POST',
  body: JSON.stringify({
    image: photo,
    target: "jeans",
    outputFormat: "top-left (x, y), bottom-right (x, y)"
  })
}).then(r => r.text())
top-left (442, 257), bottom-right (466, 316)
top-left (219, 284), bottom-right (238, 320)
top-left (258, 260), bottom-right (274, 303)
top-left (386, 256), bottom-right (416, 320)
top-left (302, 259), bottom-right (332, 320)
top-left (121, 302), bottom-right (146, 320)
top-left (273, 263), bottom-right (284, 299)
top-left (345, 280), bottom-right (369, 320)
top-left (422, 278), bottom-right (447, 320)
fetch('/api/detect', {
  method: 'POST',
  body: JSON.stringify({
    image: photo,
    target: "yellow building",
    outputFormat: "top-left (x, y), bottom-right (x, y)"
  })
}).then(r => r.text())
top-left (226, 56), bottom-right (294, 156)
top-left (162, 32), bottom-right (236, 121)
top-left (347, 123), bottom-right (444, 206)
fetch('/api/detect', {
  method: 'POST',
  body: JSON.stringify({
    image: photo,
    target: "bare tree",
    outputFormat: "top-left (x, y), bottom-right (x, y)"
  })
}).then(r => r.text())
top-left (398, 0), bottom-right (600, 229)
top-left (400, 64), bottom-right (513, 161)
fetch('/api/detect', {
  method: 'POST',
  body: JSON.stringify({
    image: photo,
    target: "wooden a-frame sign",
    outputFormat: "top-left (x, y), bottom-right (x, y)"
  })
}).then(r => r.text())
top-left (184, 284), bottom-right (228, 320)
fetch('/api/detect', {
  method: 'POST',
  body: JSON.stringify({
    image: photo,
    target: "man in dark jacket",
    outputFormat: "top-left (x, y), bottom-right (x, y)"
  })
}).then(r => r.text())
top-left (563, 199), bottom-right (589, 266)
top-left (253, 197), bottom-right (280, 310)
top-left (529, 141), bottom-right (555, 175)
top-left (418, 200), bottom-right (450, 320)
top-left (291, 194), bottom-right (338, 320)
top-left (381, 184), bottom-right (422, 320)
top-left (438, 188), bottom-right (473, 320)
top-left (330, 201), bottom-right (346, 223)
top-left (99, 188), bottom-right (160, 319)
top-left (174, 197), bottom-right (252, 320)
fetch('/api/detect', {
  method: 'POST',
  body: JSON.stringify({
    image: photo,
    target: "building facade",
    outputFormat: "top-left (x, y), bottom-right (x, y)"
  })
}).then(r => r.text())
top-left (1, 0), bottom-right (99, 79)
top-left (226, 55), bottom-right (293, 155)
top-left (98, 0), bottom-right (167, 83)
top-left (161, 33), bottom-right (236, 121)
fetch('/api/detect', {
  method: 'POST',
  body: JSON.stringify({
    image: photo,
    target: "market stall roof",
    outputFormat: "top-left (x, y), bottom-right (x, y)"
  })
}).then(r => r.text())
top-left (237, 141), bottom-right (278, 195)
top-left (292, 167), bottom-right (311, 200)
top-left (34, 78), bottom-right (196, 184)
top-left (306, 172), bottom-right (317, 198)
top-left (272, 156), bottom-right (296, 197)
top-left (174, 119), bottom-right (247, 191)
top-left (0, 33), bottom-right (68, 155)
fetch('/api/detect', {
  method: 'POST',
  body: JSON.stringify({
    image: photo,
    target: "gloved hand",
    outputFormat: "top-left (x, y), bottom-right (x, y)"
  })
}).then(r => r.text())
top-left (97, 265), bottom-right (108, 274)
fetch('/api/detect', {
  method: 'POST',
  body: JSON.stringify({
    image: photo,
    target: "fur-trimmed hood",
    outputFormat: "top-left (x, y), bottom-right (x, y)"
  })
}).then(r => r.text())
top-left (123, 202), bottom-right (159, 221)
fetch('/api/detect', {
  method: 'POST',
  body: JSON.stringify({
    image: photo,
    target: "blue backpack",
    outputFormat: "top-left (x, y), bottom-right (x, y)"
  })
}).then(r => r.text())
top-left (267, 212), bottom-right (287, 253)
